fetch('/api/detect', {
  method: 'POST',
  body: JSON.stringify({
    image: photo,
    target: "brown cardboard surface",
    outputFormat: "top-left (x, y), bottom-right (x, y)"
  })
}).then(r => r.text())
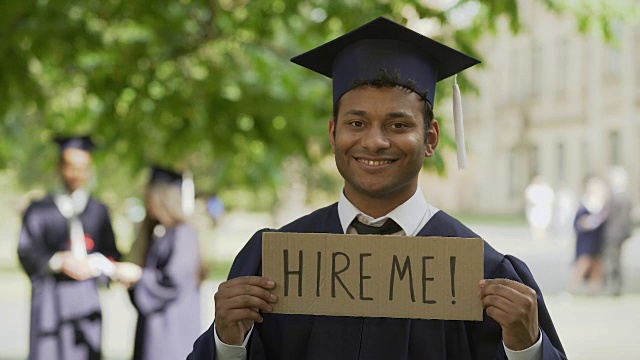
top-left (262, 232), bottom-right (483, 321)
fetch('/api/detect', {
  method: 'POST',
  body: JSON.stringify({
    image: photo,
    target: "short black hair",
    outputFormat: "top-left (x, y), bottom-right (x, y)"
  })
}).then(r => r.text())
top-left (332, 69), bottom-right (434, 143)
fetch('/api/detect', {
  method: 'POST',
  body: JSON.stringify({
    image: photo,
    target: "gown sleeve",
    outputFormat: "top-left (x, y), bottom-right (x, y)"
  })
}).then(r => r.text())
top-left (17, 204), bottom-right (56, 278)
top-left (132, 225), bottom-right (199, 315)
top-left (492, 255), bottom-right (567, 360)
top-left (187, 229), bottom-right (268, 360)
top-left (93, 202), bottom-right (122, 261)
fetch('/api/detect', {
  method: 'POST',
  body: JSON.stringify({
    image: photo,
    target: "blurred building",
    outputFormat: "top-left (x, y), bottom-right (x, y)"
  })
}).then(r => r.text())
top-left (425, 1), bottom-right (640, 215)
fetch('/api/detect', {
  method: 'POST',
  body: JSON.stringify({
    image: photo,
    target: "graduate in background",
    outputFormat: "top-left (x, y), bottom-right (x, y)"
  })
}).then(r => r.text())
top-left (189, 17), bottom-right (566, 360)
top-left (524, 175), bottom-right (555, 242)
top-left (569, 175), bottom-right (609, 296)
top-left (118, 166), bottom-right (202, 360)
top-left (602, 167), bottom-right (633, 296)
top-left (17, 135), bottom-right (122, 360)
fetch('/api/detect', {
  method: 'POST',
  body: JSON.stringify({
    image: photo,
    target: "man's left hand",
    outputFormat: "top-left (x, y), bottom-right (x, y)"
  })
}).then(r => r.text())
top-left (478, 278), bottom-right (540, 351)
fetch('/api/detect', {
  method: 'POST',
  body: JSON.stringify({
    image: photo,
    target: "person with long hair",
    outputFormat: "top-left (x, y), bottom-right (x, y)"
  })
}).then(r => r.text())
top-left (117, 166), bottom-right (202, 360)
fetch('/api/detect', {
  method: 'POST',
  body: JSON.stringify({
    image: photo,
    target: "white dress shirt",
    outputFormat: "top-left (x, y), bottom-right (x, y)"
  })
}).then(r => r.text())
top-left (214, 187), bottom-right (542, 360)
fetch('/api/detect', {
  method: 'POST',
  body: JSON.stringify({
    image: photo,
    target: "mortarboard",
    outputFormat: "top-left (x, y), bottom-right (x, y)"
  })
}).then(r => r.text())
top-left (291, 16), bottom-right (480, 169)
top-left (148, 166), bottom-right (195, 216)
top-left (149, 166), bottom-right (183, 187)
top-left (55, 135), bottom-right (95, 153)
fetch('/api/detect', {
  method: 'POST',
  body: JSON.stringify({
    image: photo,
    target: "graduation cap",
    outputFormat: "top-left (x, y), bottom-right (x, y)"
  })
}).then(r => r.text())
top-left (291, 16), bottom-right (480, 169)
top-left (55, 135), bottom-right (95, 153)
top-left (149, 166), bottom-right (195, 216)
top-left (150, 166), bottom-right (183, 187)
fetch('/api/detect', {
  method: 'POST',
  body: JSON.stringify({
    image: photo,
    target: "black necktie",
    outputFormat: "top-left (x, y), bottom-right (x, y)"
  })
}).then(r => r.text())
top-left (351, 218), bottom-right (402, 235)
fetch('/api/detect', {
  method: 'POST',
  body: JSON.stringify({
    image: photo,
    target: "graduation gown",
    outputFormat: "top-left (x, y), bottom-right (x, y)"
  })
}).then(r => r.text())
top-left (573, 205), bottom-right (605, 258)
top-left (188, 203), bottom-right (566, 360)
top-left (17, 195), bottom-right (121, 360)
top-left (131, 223), bottom-right (201, 360)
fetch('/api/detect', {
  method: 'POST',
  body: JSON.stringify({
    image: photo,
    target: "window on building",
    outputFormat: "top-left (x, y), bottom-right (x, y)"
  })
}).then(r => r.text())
top-left (531, 41), bottom-right (543, 98)
top-left (530, 145), bottom-right (539, 178)
top-left (509, 149), bottom-right (518, 198)
top-left (636, 30), bottom-right (640, 103)
top-left (557, 142), bottom-right (566, 182)
top-left (511, 47), bottom-right (523, 101)
top-left (605, 22), bottom-right (623, 79)
top-left (557, 38), bottom-right (569, 99)
top-left (606, 47), bottom-right (622, 78)
top-left (610, 130), bottom-right (620, 165)
top-left (581, 140), bottom-right (591, 176)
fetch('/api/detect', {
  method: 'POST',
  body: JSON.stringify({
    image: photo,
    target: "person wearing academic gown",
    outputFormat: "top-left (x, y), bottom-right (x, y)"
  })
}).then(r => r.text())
top-left (188, 17), bottom-right (566, 360)
top-left (602, 167), bottom-right (634, 296)
top-left (121, 167), bottom-right (202, 360)
top-left (569, 175), bottom-right (609, 295)
top-left (17, 136), bottom-right (122, 360)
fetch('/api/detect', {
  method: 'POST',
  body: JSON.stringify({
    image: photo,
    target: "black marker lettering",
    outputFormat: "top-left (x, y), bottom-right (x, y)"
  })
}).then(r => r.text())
top-left (422, 256), bottom-right (436, 304)
top-left (359, 253), bottom-right (373, 301)
top-left (389, 255), bottom-right (415, 302)
top-left (331, 252), bottom-right (354, 299)
top-left (283, 249), bottom-right (303, 297)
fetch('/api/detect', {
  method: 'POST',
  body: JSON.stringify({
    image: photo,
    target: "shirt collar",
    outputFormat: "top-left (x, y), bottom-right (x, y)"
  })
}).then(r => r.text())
top-left (54, 187), bottom-right (90, 217)
top-left (337, 187), bottom-right (438, 236)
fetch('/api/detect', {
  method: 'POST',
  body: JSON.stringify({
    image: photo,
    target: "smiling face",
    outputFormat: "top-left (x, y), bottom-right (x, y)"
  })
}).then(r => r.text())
top-left (329, 86), bottom-right (439, 216)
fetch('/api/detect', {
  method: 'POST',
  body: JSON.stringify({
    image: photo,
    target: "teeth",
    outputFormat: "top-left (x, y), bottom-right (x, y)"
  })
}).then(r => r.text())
top-left (358, 159), bottom-right (392, 166)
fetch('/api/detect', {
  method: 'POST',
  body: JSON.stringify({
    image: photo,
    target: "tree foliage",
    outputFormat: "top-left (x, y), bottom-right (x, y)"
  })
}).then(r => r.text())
top-left (0, 0), bottom-right (632, 207)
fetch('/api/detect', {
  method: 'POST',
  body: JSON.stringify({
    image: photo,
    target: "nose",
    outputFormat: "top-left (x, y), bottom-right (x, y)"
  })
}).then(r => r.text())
top-left (360, 126), bottom-right (390, 152)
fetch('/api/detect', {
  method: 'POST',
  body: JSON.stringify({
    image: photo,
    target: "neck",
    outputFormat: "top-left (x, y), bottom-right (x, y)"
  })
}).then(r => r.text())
top-left (344, 187), bottom-right (416, 219)
top-left (58, 186), bottom-right (83, 195)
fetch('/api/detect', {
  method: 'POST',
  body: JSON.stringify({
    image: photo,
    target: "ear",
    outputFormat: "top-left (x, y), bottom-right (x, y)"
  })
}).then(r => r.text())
top-left (425, 119), bottom-right (439, 157)
top-left (329, 118), bottom-right (336, 154)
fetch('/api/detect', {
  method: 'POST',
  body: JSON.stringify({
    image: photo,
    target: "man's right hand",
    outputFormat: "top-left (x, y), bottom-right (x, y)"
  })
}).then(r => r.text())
top-left (214, 276), bottom-right (278, 346)
top-left (60, 252), bottom-right (93, 280)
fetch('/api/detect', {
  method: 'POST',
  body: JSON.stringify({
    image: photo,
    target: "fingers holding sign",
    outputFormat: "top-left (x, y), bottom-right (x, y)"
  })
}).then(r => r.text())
top-left (214, 276), bottom-right (278, 346)
top-left (478, 279), bottom-right (540, 351)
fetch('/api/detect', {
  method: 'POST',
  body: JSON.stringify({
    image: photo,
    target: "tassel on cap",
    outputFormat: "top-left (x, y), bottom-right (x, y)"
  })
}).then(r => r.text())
top-left (181, 171), bottom-right (195, 216)
top-left (452, 75), bottom-right (467, 169)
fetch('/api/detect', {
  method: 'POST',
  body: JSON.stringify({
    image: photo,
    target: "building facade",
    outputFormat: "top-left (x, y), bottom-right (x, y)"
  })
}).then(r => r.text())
top-left (425, 2), bottom-right (640, 215)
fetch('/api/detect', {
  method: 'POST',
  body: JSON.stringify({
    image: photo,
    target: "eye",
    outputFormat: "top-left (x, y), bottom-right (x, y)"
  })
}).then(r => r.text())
top-left (348, 120), bottom-right (364, 128)
top-left (390, 122), bottom-right (408, 129)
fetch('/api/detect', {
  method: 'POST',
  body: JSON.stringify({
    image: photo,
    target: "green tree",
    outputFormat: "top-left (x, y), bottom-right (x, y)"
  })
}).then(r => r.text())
top-left (0, 0), bottom-right (634, 208)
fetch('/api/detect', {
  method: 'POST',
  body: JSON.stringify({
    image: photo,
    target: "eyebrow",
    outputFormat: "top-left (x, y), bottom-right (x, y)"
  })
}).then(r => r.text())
top-left (387, 111), bottom-right (411, 119)
top-left (342, 109), bottom-right (367, 117)
top-left (342, 110), bottom-right (412, 119)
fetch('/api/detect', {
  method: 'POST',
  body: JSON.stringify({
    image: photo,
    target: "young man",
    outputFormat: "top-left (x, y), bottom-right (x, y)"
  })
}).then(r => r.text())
top-left (189, 17), bottom-right (566, 359)
top-left (18, 136), bottom-right (122, 360)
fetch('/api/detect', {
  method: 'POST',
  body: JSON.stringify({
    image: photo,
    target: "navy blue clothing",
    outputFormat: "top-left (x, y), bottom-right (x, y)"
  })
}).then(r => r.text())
top-left (573, 205), bottom-right (606, 258)
top-left (18, 195), bottom-right (121, 360)
top-left (188, 203), bottom-right (566, 359)
top-left (131, 223), bottom-right (202, 360)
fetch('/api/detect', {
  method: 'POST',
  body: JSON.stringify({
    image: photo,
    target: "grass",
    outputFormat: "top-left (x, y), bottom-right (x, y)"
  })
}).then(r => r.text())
top-left (452, 212), bottom-right (527, 225)
top-left (203, 259), bottom-right (234, 280)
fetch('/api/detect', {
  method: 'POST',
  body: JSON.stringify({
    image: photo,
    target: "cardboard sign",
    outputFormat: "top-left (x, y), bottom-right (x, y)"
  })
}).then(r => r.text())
top-left (262, 232), bottom-right (484, 321)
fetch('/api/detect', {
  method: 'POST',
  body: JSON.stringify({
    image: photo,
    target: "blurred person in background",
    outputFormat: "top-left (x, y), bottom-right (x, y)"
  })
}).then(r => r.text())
top-left (524, 175), bottom-right (555, 242)
top-left (602, 166), bottom-right (633, 296)
top-left (206, 192), bottom-right (225, 227)
top-left (569, 175), bottom-right (609, 295)
top-left (116, 166), bottom-right (202, 360)
top-left (551, 183), bottom-right (577, 242)
top-left (17, 135), bottom-right (122, 360)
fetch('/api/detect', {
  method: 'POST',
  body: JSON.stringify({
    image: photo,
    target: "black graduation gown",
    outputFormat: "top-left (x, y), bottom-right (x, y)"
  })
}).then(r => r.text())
top-left (17, 195), bottom-right (121, 360)
top-left (131, 223), bottom-right (202, 360)
top-left (188, 203), bottom-right (566, 360)
top-left (573, 205), bottom-right (605, 257)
